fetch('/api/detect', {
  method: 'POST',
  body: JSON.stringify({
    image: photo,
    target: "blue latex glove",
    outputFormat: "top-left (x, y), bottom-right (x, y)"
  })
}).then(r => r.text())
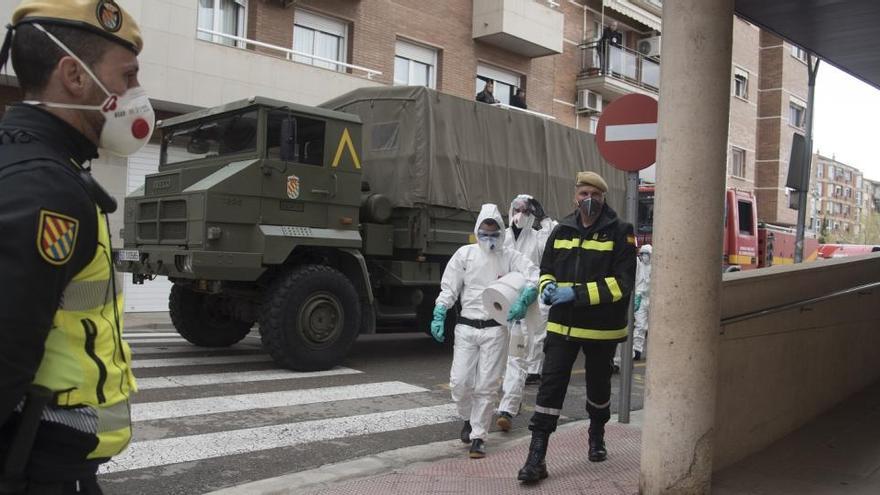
top-left (634, 294), bottom-right (642, 312)
top-left (542, 282), bottom-right (558, 305)
top-left (550, 287), bottom-right (575, 305)
top-left (431, 304), bottom-right (447, 343)
top-left (508, 286), bottom-right (538, 321)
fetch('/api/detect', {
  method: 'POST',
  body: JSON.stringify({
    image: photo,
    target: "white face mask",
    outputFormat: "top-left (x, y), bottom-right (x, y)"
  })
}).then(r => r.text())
top-left (24, 24), bottom-right (154, 157)
top-left (477, 229), bottom-right (501, 253)
top-left (512, 212), bottom-right (534, 230)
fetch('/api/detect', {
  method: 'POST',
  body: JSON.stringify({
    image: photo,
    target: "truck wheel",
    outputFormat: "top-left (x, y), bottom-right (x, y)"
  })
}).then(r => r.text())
top-left (260, 265), bottom-right (361, 371)
top-left (169, 285), bottom-right (253, 347)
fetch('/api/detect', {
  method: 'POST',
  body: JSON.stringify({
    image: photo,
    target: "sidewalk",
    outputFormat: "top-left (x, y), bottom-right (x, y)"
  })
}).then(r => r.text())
top-left (212, 414), bottom-right (643, 495)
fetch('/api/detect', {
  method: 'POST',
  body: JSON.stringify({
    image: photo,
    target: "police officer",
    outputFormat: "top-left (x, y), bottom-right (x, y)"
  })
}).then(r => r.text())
top-left (517, 171), bottom-right (637, 483)
top-left (0, 1), bottom-right (152, 493)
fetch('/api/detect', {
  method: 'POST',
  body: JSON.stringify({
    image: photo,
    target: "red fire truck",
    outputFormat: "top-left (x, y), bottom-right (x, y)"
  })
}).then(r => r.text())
top-left (637, 185), bottom-right (819, 271)
top-left (818, 243), bottom-right (880, 259)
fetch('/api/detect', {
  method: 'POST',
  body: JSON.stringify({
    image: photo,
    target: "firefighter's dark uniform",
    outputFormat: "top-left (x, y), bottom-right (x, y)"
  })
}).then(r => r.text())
top-left (530, 205), bottom-right (637, 435)
top-left (0, 2), bottom-right (143, 493)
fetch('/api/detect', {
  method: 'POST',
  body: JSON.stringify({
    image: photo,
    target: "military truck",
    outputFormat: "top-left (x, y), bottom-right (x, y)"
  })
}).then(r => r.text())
top-left (116, 86), bottom-right (624, 371)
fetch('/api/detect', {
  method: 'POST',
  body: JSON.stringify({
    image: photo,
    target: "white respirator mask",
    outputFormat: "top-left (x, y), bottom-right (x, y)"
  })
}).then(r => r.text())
top-left (24, 24), bottom-right (154, 157)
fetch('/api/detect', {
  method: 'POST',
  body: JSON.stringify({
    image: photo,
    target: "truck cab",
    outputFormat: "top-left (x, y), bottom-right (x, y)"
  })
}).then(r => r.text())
top-left (116, 97), bottom-right (370, 371)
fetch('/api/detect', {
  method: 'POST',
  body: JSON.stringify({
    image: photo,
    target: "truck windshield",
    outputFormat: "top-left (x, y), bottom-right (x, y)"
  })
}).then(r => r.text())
top-left (161, 110), bottom-right (259, 165)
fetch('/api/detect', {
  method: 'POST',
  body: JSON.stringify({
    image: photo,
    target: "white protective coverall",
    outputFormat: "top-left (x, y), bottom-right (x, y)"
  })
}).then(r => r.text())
top-left (498, 195), bottom-right (556, 415)
top-left (632, 244), bottom-right (652, 355)
top-left (436, 204), bottom-right (539, 441)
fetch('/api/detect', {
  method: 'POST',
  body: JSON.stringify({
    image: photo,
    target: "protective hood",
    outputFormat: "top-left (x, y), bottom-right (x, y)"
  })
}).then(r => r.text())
top-left (474, 203), bottom-right (506, 248)
top-left (508, 194), bottom-right (536, 232)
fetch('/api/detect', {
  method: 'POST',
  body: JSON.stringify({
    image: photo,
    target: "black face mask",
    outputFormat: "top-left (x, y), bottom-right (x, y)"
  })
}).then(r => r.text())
top-left (578, 198), bottom-right (603, 219)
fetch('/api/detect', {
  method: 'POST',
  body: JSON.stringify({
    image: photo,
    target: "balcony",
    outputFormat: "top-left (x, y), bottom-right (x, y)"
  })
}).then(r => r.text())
top-left (472, 0), bottom-right (564, 58)
top-left (577, 41), bottom-right (660, 99)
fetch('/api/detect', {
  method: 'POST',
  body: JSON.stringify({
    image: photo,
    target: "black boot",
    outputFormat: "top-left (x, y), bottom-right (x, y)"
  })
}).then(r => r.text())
top-left (588, 425), bottom-right (608, 462)
top-left (525, 373), bottom-right (542, 385)
top-left (469, 438), bottom-right (486, 459)
top-left (517, 431), bottom-right (550, 482)
top-left (460, 421), bottom-right (472, 443)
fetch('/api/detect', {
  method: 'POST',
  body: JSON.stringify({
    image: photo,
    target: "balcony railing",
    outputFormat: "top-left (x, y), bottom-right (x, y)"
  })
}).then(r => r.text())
top-left (579, 41), bottom-right (660, 92)
top-left (197, 28), bottom-right (383, 79)
top-left (491, 103), bottom-right (556, 120)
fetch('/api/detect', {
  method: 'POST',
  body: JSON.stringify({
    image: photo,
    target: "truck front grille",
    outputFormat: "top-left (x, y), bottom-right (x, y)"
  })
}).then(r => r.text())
top-left (137, 199), bottom-right (187, 243)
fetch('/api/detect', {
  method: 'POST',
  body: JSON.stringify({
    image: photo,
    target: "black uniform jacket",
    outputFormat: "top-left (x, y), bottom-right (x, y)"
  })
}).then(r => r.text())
top-left (0, 105), bottom-right (102, 480)
top-left (539, 205), bottom-right (637, 343)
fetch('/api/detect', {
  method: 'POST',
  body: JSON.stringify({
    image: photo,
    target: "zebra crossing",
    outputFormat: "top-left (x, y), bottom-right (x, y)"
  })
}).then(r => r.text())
top-left (99, 329), bottom-right (460, 493)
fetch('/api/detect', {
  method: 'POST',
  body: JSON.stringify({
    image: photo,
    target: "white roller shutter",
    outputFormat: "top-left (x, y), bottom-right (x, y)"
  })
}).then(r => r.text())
top-left (123, 144), bottom-right (173, 313)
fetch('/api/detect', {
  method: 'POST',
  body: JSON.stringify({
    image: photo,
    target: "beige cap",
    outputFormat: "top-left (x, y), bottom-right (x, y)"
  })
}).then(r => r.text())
top-left (13, 0), bottom-right (143, 53)
top-left (575, 171), bottom-right (608, 192)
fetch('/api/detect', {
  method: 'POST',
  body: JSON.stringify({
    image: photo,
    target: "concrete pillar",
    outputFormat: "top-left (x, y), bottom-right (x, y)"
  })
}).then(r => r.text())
top-left (639, 0), bottom-right (734, 494)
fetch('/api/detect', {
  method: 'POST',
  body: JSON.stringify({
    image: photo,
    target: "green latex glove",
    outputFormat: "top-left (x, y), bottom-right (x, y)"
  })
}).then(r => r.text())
top-left (634, 294), bottom-right (642, 312)
top-left (431, 304), bottom-right (447, 343)
top-left (508, 286), bottom-right (538, 321)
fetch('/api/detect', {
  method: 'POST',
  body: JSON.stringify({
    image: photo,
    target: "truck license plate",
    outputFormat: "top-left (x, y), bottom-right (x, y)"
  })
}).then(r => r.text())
top-left (116, 249), bottom-right (140, 262)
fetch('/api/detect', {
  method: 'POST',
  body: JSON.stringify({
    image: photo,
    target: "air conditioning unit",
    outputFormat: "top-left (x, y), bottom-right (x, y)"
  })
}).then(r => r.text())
top-left (576, 89), bottom-right (603, 114)
top-left (637, 36), bottom-right (662, 58)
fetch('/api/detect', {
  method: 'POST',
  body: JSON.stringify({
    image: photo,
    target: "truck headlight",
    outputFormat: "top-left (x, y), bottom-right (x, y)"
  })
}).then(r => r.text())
top-left (175, 254), bottom-right (193, 274)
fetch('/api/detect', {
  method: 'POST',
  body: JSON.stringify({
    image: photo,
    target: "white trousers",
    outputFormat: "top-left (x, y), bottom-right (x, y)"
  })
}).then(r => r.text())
top-left (499, 304), bottom-right (548, 415)
top-left (633, 298), bottom-right (649, 354)
top-left (449, 324), bottom-right (509, 441)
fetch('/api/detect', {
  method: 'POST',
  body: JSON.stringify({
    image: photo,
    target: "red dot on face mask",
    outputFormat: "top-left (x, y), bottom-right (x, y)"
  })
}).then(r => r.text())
top-left (131, 119), bottom-right (150, 139)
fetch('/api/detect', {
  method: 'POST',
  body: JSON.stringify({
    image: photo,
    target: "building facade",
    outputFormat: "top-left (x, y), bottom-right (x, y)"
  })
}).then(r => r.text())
top-left (810, 154), bottom-right (864, 241)
top-left (0, 0), bottom-right (806, 310)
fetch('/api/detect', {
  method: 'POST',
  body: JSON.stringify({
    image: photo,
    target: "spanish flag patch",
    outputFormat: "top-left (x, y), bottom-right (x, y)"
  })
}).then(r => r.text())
top-left (626, 235), bottom-right (636, 246)
top-left (37, 210), bottom-right (79, 266)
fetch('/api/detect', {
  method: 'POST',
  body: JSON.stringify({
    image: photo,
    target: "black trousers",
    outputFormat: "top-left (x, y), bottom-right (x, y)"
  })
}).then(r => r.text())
top-left (0, 477), bottom-right (102, 495)
top-left (529, 332), bottom-right (618, 433)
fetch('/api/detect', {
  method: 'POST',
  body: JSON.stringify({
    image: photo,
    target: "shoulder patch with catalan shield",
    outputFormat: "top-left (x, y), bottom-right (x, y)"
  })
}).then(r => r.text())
top-left (37, 210), bottom-right (79, 266)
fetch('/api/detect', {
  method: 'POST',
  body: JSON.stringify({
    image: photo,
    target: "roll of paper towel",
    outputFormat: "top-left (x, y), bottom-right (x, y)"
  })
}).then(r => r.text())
top-left (482, 272), bottom-right (527, 323)
top-left (483, 272), bottom-right (543, 357)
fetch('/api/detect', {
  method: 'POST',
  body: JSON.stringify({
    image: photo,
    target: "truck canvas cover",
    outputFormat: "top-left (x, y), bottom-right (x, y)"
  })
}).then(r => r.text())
top-left (321, 86), bottom-right (626, 218)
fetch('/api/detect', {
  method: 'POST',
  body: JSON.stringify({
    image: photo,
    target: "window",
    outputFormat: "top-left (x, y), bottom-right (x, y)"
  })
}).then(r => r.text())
top-left (162, 110), bottom-right (259, 166)
top-left (845, 187), bottom-right (852, 198)
top-left (293, 10), bottom-right (348, 71)
top-left (476, 64), bottom-right (521, 106)
top-left (729, 147), bottom-right (746, 178)
top-left (737, 200), bottom-right (754, 235)
top-left (816, 164), bottom-right (823, 178)
top-left (791, 44), bottom-right (808, 63)
top-left (835, 186), bottom-right (843, 197)
top-left (733, 68), bottom-right (749, 100)
top-left (789, 101), bottom-right (806, 129)
top-left (197, 0), bottom-right (246, 47)
top-left (266, 111), bottom-right (327, 166)
top-left (845, 171), bottom-right (852, 182)
top-left (394, 40), bottom-right (438, 88)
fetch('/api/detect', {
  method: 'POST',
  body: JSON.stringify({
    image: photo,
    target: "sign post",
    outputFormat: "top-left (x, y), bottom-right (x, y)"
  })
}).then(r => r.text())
top-left (595, 93), bottom-right (658, 424)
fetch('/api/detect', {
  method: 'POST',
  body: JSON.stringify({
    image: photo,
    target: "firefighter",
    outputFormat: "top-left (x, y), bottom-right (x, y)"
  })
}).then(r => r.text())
top-left (517, 171), bottom-right (637, 483)
top-left (0, 1), bottom-right (150, 493)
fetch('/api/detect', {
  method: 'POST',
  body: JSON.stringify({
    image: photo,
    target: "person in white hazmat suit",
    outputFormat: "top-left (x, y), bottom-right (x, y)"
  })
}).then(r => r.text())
top-left (431, 204), bottom-right (540, 459)
top-left (497, 195), bottom-right (557, 431)
top-left (613, 243), bottom-right (652, 366)
top-left (632, 244), bottom-right (652, 360)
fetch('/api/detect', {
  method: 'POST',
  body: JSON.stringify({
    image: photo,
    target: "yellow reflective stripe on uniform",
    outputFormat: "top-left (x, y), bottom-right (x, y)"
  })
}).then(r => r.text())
top-left (547, 322), bottom-right (628, 340)
top-left (581, 240), bottom-right (614, 251)
top-left (587, 282), bottom-right (600, 305)
top-left (553, 239), bottom-right (580, 250)
top-left (556, 282), bottom-right (575, 288)
top-left (605, 277), bottom-right (623, 302)
top-left (539, 274), bottom-right (557, 291)
top-left (553, 239), bottom-right (615, 251)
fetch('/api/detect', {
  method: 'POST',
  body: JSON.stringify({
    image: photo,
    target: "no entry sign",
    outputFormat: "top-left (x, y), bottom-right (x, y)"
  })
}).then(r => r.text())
top-left (596, 94), bottom-right (658, 172)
